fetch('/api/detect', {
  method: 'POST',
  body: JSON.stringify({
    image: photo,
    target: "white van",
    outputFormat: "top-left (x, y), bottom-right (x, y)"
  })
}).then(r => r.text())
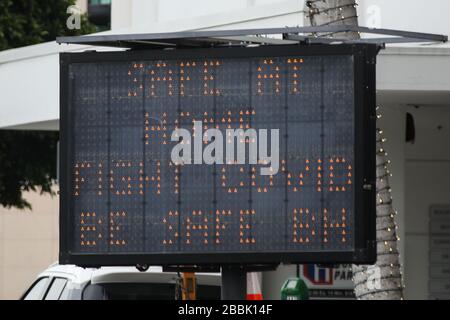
top-left (21, 263), bottom-right (221, 300)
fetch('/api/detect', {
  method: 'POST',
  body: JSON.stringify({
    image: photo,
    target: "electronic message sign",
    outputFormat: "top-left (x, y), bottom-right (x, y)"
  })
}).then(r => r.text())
top-left (60, 44), bottom-right (377, 267)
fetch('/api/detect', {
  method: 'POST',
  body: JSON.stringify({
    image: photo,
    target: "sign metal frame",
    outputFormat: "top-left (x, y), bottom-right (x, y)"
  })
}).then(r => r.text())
top-left (60, 44), bottom-right (377, 267)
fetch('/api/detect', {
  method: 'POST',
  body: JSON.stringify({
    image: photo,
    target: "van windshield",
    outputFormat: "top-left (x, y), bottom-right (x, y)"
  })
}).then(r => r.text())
top-left (82, 282), bottom-right (221, 300)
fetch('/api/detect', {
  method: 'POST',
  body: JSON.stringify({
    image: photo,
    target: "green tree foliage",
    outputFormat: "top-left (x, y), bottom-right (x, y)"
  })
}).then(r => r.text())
top-left (0, 1), bottom-right (94, 208)
top-left (0, 131), bottom-right (59, 209)
top-left (0, 0), bottom-right (96, 51)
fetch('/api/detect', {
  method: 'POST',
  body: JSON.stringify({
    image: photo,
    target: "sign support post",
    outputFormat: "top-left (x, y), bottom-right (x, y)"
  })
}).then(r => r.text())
top-left (221, 266), bottom-right (247, 300)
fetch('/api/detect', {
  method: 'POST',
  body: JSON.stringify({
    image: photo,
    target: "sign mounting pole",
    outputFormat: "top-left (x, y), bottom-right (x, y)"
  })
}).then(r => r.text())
top-left (221, 265), bottom-right (246, 300)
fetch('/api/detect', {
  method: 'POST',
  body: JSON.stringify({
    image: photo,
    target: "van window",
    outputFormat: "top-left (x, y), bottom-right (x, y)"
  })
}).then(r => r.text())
top-left (23, 277), bottom-right (50, 300)
top-left (44, 278), bottom-right (68, 300)
top-left (59, 285), bottom-right (71, 300)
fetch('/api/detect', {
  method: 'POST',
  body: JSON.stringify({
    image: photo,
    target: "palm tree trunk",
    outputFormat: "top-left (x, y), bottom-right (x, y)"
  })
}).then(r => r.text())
top-left (304, 0), bottom-right (359, 39)
top-left (303, 0), bottom-right (404, 299)
top-left (353, 127), bottom-right (404, 299)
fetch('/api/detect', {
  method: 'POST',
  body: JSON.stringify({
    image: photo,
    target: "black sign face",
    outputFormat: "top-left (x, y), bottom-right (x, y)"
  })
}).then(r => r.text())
top-left (60, 45), bottom-right (377, 266)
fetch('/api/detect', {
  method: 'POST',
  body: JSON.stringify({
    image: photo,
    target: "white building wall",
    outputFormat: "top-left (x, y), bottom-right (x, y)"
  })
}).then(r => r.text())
top-left (403, 106), bottom-right (450, 299)
top-left (0, 53), bottom-right (59, 129)
top-left (0, 190), bottom-right (59, 299)
top-left (114, 0), bottom-right (450, 38)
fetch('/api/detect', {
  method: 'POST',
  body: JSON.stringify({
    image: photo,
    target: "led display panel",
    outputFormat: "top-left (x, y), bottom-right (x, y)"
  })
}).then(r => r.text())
top-left (60, 44), bottom-right (377, 266)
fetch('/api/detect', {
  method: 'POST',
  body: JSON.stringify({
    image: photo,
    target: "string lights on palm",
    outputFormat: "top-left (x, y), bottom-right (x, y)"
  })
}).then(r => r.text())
top-left (353, 109), bottom-right (404, 299)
